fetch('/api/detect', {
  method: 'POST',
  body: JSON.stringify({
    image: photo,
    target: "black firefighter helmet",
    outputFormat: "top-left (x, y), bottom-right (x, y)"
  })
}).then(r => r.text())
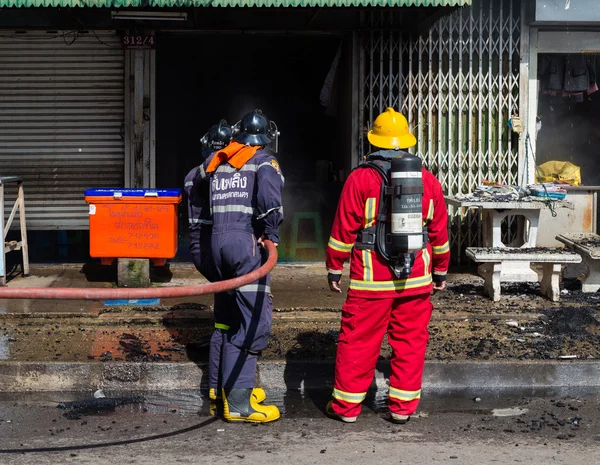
top-left (200, 119), bottom-right (232, 151)
top-left (233, 109), bottom-right (275, 147)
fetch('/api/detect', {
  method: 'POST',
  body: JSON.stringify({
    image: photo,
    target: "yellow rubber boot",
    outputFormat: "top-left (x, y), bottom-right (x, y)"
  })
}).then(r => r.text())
top-left (210, 387), bottom-right (266, 403)
top-left (222, 388), bottom-right (280, 423)
top-left (252, 388), bottom-right (267, 403)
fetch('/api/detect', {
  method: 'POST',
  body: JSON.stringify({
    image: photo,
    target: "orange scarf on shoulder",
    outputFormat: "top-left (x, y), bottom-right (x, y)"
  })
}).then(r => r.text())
top-left (206, 141), bottom-right (260, 173)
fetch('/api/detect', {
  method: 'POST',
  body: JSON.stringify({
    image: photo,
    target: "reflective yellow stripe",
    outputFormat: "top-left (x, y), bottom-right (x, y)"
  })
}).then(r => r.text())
top-left (333, 388), bottom-right (367, 404)
top-left (364, 197), bottom-right (376, 228)
top-left (349, 274), bottom-right (432, 291)
top-left (389, 387), bottom-right (421, 401)
top-left (427, 199), bottom-right (434, 221)
top-left (422, 248), bottom-right (431, 274)
top-left (214, 323), bottom-right (230, 330)
top-left (362, 249), bottom-right (373, 282)
top-left (351, 249), bottom-right (432, 291)
top-left (328, 236), bottom-right (354, 253)
top-left (432, 241), bottom-right (450, 254)
top-left (361, 196), bottom-right (376, 281)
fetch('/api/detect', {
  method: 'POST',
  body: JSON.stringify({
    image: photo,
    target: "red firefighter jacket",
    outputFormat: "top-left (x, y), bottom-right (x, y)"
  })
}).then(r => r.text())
top-left (326, 161), bottom-right (450, 298)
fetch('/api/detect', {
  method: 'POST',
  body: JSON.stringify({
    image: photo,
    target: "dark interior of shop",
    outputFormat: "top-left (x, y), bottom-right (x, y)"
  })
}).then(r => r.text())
top-left (156, 33), bottom-right (351, 262)
top-left (536, 53), bottom-right (600, 232)
top-left (536, 53), bottom-right (600, 186)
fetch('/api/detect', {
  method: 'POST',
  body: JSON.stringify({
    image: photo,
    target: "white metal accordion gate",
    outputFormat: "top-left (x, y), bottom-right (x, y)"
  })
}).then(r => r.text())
top-left (359, 0), bottom-right (521, 263)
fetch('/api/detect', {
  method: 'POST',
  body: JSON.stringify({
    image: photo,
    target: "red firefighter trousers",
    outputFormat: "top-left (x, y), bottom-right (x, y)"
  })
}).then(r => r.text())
top-left (331, 292), bottom-right (433, 418)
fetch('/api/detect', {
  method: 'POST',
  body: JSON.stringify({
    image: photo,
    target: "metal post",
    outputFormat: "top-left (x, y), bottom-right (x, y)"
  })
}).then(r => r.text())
top-left (0, 182), bottom-right (5, 286)
top-left (458, 11), bottom-right (464, 197)
top-left (427, 27), bottom-right (433, 170)
top-left (518, 0), bottom-right (530, 187)
top-left (498, 0), bottom-right (505, 183)
top-left (351, 31), bottom-right (361, 168)
top-left (468, 4), bottom-right (474, 192)
top-left (133, 49), bottom-right (145, 188)
top-left (487, 1), bottom-right (493, 181)
top-left (526, 27), bottom-right (539, 186)
top-left (149, 47), bottom-right (157, 188)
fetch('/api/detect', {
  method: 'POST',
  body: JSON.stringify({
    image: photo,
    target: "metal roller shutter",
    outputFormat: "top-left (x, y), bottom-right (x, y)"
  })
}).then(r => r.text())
top-left (0, 30), bottom-right (125, 230)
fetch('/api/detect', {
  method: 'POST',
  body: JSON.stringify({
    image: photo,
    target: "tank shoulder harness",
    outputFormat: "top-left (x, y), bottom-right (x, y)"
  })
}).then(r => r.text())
top-left (353, 160), bottom-right (389, 251)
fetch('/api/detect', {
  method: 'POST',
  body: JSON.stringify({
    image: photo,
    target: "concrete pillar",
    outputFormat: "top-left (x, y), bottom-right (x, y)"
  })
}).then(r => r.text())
top-left (124, 37), bottom-right (156, 189)
top-left (117, 258), bottom-right (150, 288)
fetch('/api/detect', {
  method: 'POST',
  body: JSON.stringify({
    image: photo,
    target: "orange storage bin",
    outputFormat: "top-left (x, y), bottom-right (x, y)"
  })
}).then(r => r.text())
top-left (84, 188), bottom-right (182, 266)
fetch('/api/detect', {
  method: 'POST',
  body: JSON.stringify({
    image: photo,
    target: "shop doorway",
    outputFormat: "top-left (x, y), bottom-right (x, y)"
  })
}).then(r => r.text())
top-left (536, 53), bottom-right (600, 186)
top-left (156, 33), bottom-right (353, 263)
top-left (531, 47), bottom-right (600, 245)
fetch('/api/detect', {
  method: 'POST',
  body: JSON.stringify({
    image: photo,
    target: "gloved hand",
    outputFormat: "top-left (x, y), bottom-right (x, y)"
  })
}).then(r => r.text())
top-left (257, 236), bottom-right (278, 248)
top-left (328, 273), bottom-right (342, 293)
top-left (433, 280), bottom-right (447, 291)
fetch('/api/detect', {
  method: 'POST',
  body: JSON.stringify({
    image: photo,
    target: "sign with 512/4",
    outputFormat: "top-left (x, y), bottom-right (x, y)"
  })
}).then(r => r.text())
top-left (122, 35), bottom-right (156, 49)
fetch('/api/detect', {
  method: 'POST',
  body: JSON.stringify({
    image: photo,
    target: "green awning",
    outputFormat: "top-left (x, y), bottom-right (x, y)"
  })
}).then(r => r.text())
top-left (2, 0), bottom-right (470, 7)
top-left (148, 0), bottom-right (471, 5)
top-left (1, 0), bottom-right (140, 5)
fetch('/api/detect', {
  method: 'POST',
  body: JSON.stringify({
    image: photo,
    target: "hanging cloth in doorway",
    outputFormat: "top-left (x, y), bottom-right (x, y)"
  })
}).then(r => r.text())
top-left (319, 43), bottom-right (342, 117)
top-left (538, 54), bottom-right (598, 102)
top-left (206, 141), bottom-right (260, 173)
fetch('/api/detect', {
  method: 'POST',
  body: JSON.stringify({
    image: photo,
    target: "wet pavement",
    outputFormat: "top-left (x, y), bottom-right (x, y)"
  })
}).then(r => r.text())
top-left (1, 265), bottom-right (599, 463)
top-left (0, 389), bottom-right (599, 464)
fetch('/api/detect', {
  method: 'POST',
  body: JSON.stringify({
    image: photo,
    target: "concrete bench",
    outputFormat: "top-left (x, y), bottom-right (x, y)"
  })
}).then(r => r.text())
top-left (465, 247), bottom-right (582, 302)
top-left (556, 233), bottom-right (600, 293)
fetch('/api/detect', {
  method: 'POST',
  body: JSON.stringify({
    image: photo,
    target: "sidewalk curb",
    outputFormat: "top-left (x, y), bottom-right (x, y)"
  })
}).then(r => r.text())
top-left (1, 360), bottom-right (599, 394)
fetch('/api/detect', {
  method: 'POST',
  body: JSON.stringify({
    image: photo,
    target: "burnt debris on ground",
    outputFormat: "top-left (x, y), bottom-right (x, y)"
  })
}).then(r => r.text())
top-left (476, 247), bottom-right (577, 255)
top-left (2, 275), bottom-right (600, 364)
top-left (57, 395), bottom-right (146, 420)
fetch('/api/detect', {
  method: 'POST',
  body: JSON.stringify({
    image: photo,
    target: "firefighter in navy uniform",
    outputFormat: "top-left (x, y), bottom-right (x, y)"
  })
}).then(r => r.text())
top-left (197, 109), bottom-right (284, 423)
top-left (325, 108), bottom-right (450, 424)
top-left (186, 120), bottom-right (263, 410)
top-left (184, 120), bottom-right (231, 280)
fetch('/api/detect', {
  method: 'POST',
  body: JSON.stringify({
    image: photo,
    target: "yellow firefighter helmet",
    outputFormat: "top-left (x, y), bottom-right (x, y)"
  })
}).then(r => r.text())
top-left (367, 107), bottom-right (416, 150)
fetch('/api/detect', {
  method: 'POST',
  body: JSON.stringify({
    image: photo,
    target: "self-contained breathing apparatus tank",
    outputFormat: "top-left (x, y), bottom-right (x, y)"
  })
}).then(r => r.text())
top-left (388, 154), bottom-right (426, 277)
top-left (360, 153), bottom-right (426, 278)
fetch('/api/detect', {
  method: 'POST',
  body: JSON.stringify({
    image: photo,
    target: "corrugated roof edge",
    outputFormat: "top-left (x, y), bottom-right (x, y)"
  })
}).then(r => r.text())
top-left (0, 0), bottom-right (470, 8)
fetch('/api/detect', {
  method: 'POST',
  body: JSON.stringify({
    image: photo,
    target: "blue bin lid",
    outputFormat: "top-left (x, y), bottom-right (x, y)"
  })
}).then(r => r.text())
top-left (85, 188), bottom-right (181, 198)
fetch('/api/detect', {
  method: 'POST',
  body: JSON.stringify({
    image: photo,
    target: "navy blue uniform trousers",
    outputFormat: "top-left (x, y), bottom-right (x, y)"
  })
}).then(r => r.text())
top-left (210, 226), bottom-right (272, 389)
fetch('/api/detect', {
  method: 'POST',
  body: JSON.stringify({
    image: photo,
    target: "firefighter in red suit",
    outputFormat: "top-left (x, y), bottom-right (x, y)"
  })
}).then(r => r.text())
top-left (326, 108), bottom-right (450, 424)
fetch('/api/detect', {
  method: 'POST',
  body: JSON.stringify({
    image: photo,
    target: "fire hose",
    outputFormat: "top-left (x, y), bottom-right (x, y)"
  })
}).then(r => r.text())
top-left (0, 241), bottom-right (277, 300)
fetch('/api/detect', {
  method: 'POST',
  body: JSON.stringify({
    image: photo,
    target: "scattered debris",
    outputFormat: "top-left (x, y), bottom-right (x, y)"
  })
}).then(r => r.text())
top-left (57, 395), bottom-right (145, 420)
top-left (492, 408), bottom-right (529, 417)
top-left (455, 185), bottom-right (528, 202)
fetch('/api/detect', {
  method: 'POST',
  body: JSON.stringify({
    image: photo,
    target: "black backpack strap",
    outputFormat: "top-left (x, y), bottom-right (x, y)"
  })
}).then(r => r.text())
top-left (354, 161), bottom-right (389, 250)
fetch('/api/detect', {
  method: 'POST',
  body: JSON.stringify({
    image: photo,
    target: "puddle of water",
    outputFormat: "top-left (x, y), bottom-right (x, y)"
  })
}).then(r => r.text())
top-left (1, 386), bottom-right (598, 420)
